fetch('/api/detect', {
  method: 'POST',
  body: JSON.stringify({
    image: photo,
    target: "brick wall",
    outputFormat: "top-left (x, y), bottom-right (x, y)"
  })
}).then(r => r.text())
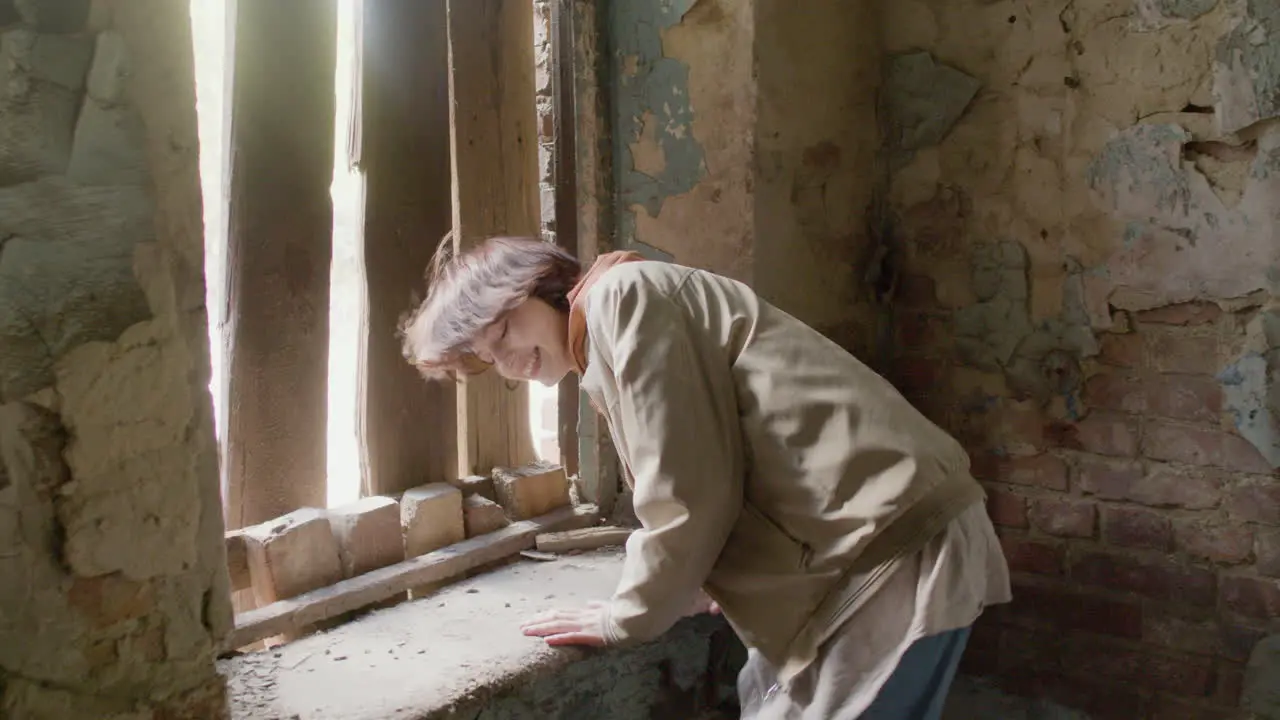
top-left (879, 0), bottom-right (1280, 716)
top-left (893, 294), bottom-right (1276, 718)
top-left (533, 0), bottom-right (556, 244)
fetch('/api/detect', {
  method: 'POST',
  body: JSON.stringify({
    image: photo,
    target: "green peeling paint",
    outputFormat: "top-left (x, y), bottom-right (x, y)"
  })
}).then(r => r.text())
top-left (1214, 0), bottom-right (1280, 134)
top-left (609, 0), bottom-right (707, 249)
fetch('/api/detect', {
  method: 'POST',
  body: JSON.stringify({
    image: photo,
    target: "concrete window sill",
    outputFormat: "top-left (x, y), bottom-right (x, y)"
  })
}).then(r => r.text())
top-left (221, 549), bottom-right (743, 720)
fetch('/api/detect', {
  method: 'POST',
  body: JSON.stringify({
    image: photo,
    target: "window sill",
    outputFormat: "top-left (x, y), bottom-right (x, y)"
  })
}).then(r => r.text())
top-left (221, 549), bottom-right (742, 719)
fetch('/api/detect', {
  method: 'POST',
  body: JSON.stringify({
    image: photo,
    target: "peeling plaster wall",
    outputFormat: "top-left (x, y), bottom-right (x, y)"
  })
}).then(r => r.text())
top-left (607, 0), bottom-right (883, 350)
top-left (753, 0), bottom-right (882, 353)
top-left (610, 0), bottom-right (755, 280)
top-left (0, 0), bottom-right (230, 717)
top-left (882, 0), bottom-right (1280, 715)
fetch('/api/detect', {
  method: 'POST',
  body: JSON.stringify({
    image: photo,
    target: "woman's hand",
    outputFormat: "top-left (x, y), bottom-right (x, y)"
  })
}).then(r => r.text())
top-left (521, 601), bottom-right (610, 647)
top-left (685, 590), bottom-right (721, 617)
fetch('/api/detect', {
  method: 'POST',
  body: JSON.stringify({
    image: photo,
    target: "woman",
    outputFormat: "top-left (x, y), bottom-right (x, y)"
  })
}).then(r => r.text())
top-left (401, 237), bottom-right (1010, 719)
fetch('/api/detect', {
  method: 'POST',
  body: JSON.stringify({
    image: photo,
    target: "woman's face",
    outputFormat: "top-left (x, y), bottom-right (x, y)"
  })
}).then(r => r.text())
top-left (473, 297), bottom-right (572, 386)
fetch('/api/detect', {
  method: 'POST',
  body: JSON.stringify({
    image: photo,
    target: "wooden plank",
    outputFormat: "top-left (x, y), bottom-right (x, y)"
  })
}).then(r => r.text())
top-left (227, 504), bottom-right (598, 649)
top-left (566, 0), bottom-right (619, 516)
top-left (551, 0), bottom-right (580, 479)
top-left (355, 0), bottom-right (457, 495)
top-left (222, 0), bottom-right (337, 527)
top-left (536, 526), bottom-right (632, 553)
top-left (226, 529), bottom-right (251, 592)
top-left (445, 0), bottom-right (539, 477)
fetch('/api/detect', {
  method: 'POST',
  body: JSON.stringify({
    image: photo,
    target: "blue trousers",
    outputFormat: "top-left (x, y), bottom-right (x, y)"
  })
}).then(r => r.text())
top-left (861, 626), bottom-right (972, 720)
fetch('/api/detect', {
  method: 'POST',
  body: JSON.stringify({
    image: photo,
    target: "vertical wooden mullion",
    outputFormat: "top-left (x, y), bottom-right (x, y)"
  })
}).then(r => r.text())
top-left (356, 0), bottom-right (457, 496)
top-left (446, 0), bottom-right (540, 477)
top-left (222, 0), bottom-right (337, 528)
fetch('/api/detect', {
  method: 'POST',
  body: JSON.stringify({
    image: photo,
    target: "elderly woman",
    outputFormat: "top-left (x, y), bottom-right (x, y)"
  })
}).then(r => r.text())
top-left (401, 237), bottom-right (1010, 719)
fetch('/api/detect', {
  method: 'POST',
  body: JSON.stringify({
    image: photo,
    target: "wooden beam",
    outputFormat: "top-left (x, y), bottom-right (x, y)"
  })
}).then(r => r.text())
top-left (536, 526), bottom-right (632, 553)
top-left (222, 0), bottom-right (336, 527)
top-left (355, 0), bottom-right (457, 496)
top-left (551, 0), bottom-right (580, 479)
top-left (445, 0), bottom-right (539, 476)
top-left (566, 0), bottom-right (620, 516)
top-left (227, 504), bottom-right (598, 650)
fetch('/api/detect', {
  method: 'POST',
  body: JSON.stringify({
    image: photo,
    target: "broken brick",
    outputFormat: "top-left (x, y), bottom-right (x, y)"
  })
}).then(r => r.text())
top-left (1220, 575), bottom-right (1280, 620)
top-left (242, 508), bottom-right (344, 606)
top-left (1072, 552), bottom-right (1216, 607)
top-left (454, 474), bottom-right (497, 502)
top-left (401, 483), bottom-right (465, 558)
top-left (1103, 506), bottom-right (1172, 551)
top-left (998, 533), bottom-right (1064, 575)
top-left (1224, 481), bottom-right (1280, 525)
top-left (985, 487), bottom-right (1028, 528)
top-left (67, 573), bottom-right (154, 629)
top-left (1142, 422), bottom-right (1271, 474)
top-left (1174, 520), bottom-right (1253, 564)
top-left (1099, 333), bottom-right (1143, 368)
top-left (1147, 333), bottom-right (1219, 375)
top-left (1257, 528), bottom-right (1280, 578)
top-left (327, 496), bottom-right (404, 578)
top-left (1079, 459), bottom-right (1222, 510)
top-left (493, 463), bottom-right (571, 521)
top-left (1029, 497), bottom-right (1097, 538)
top-left (1136, 302), bottom-right (1222, 326)
top-left (993, 453), bottom-right (1069, 491)
top-left (1069, 411), bottom-right (1139, 457)
top-left (463, 494), bottom-right (510, 538)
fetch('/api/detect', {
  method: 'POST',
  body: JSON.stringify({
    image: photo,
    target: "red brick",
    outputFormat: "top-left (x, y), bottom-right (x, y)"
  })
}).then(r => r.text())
top-left (1100, 333), bottom-right (1143, 368)
top-left (1041, 676), bottom-right (1152, 720)
top-left (1137, 302), bottom-right (1223, 326)
top-left (1072, 552), bottom-right (1217, 606)
top-left (1257, 527), bottom-right (1280, 577)
top-left (1061, 639), bottom-right (1215, 696)
top-left (1148, 333), bottom-right (1219, 375)
top-left (68, 574), bottom-right (154, 629)
top-left (999, 533), bottom-right (1064, 575)
top-left (1076, 455), bottom-right (1144, 495)
top-left (1149, 696), bottom-right (1243, 720)
top-left (1174, 520), bottom-right (1253, 564)
top-left (997, 626), bottom-right (1065, 672)
top-left (1142, 421), bottom-right (1272, 474)
top-left (1029, 497), bottom-right (1097, 538)
top-left (1215, 661), bottom-right (1245, 706)
top-left (995, 453), bottom-right (1069, 490)
top-left (1219, 623), bottom-right (1267, 662)
top-left (1080, 460), bottom-right (1224, 509)
top-left (897, 312), bottom-right (943, 348)
top-left (1225, 481), bottom-right (1280, 525)
top-left (1220, 575), bottom-right (1280, 619)
top-left (991, 400), bottom-right (1049, 454)
top-left (897, 274), bottom-right (937, 308)
top-left (1104, 506), bottom-right (1172, 551)
top-left (1067, 411), bottom-right (1139, 457)
top-left (893, 356), bottom-right (946, 398)
top-left (986, 487), bottom-right (1028, 528)
top-left (1143, 608), bottom-right (1222, 656)
top-left (959, 620), bottom-right (1001, 675)
top-left (1084, 371), bottom-right (1145, 413)
top-left (1002, 582), bottom-right (1144, 639)
top-left (1146, 374), bottom-right (1223, 423)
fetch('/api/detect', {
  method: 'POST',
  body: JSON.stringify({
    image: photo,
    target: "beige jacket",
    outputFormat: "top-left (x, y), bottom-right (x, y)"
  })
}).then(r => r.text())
top-left (578, 261), bottom-right (984, 680)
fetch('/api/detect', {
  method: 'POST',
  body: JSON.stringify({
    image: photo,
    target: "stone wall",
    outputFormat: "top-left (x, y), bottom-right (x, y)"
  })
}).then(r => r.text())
top-left (880, 0), bottom-right (1280, 716)
top-left (0, 0), bottom-right (229, 716)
